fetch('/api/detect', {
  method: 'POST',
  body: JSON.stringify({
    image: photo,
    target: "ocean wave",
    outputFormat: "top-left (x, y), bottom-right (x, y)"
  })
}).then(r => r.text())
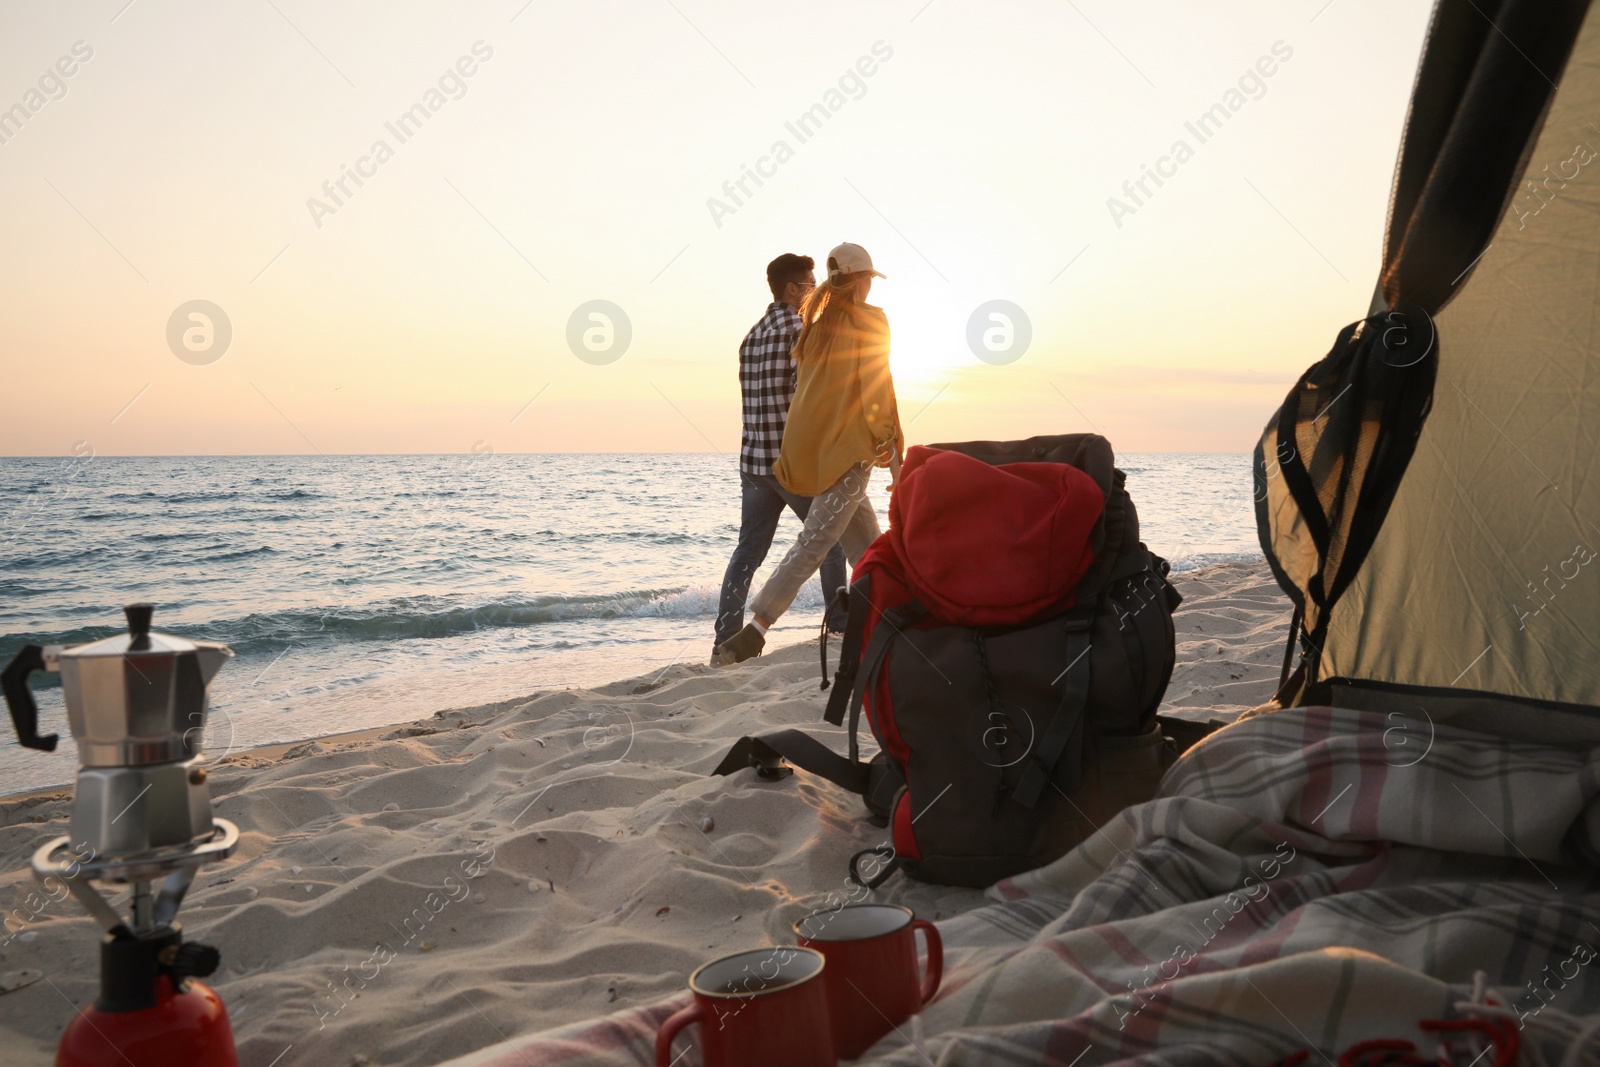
top-left (100, 488), bottom-right (320, 505)
top-left (217, 588), bottom-right (724, 646)
top-left (527, 529), bottom-right (699, 545)
top-left (0, 581), bottom-right (833, 660)
top-left (0, 548), bottom-right (108, 571)
top-left (208, 545), bottom-right (278, 562)
top-left (136, 531), bottom-right (205, 542)
top-left (1164, 550), bottom-right (1264, 573)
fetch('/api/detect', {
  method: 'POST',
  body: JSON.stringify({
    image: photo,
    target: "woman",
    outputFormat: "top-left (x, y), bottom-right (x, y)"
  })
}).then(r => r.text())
top-left (714, 242), bottom-right (903, 666)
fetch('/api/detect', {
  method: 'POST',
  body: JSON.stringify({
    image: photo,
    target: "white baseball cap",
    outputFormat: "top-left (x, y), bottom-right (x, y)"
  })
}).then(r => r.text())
top-left (826, 242), bottom-right (886, 281)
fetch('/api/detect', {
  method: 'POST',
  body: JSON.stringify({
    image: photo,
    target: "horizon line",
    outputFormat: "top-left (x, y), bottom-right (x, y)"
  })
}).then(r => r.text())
top-left (2, 448), bottom-right (1256, 459)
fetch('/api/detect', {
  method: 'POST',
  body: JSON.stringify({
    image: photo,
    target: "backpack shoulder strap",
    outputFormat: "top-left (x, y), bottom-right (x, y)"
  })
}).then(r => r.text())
top-left (711, 729), bottom-right (872, 795)
top-left (1012, 613), bottom-right (1094, 809)
top-left (845, 598), bottom-right (925, 762)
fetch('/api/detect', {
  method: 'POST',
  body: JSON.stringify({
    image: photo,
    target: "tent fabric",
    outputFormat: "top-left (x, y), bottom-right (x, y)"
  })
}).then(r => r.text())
top-left (430, 707), bottom-right (1600, 1067)
top-left (1256, 0), bottom-right (1595, 716)
top-left (1322, 0), bottom-right (1600, 725)
top-left (1380, 0), bottom-right (1592, 311)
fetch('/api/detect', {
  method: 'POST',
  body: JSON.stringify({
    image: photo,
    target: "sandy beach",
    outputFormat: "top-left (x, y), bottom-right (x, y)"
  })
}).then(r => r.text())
top-left (0, 560), bottom-right (1288, 1067)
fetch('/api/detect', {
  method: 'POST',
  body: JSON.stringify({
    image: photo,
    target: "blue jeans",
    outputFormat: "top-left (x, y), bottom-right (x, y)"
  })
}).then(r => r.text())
top-left (715, 471), bottom-right (848, 647)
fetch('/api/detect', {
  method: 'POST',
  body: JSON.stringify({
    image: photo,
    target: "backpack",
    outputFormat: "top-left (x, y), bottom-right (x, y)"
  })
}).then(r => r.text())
top-left (713, 434), bottom-right (1185, 888)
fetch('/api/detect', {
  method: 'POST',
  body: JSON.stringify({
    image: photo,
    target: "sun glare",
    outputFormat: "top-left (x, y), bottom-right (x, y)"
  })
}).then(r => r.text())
top-left (882, 284), bottom-right (975, 387)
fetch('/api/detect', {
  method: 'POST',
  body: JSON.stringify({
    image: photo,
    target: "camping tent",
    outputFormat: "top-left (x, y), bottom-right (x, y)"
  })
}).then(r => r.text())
top-left (1255, 0), bottom-right (1600, 742)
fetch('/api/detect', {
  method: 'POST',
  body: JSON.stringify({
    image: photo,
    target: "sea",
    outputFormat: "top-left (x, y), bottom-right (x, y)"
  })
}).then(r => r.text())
top-left (0, 453), bottom-right (1261, 794)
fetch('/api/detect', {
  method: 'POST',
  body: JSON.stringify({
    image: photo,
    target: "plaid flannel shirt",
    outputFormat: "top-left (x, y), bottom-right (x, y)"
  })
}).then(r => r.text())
top-left (738, 302), bottom-right (803, 476)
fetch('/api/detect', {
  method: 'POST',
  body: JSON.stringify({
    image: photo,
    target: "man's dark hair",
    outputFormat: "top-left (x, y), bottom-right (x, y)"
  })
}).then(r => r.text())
top-left (766, 253), bottom-right (815, 301)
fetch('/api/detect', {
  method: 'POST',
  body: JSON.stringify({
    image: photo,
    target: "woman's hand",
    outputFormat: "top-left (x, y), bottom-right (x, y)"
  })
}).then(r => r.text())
top-left (887, 448), bottom-right (903, 492)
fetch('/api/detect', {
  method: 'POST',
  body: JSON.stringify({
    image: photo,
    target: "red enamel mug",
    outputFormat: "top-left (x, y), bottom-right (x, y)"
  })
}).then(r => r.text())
top-left (655, 946), bottom-right (835, 1067)
top-left (794, 903), bottom-right (943, 1060)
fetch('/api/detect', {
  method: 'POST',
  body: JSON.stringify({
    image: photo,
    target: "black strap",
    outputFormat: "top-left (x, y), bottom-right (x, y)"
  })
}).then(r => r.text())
top-left (822, 575), bottom-right (874, 725)
top-left (845, 600), bottom-right (925, 763)
top-left (1156, 713), bottom-right (1225, 754)
top-left (1013, 618), bottom-right (1093, 809)
top-left (819, 585), bottom-right (852, 691)
top-left (1118, 594), bottom-right (1145, 689)
top-left (819, 618), bottom-right (829, 690)
top-left (710, 730), bottom-right (871, 795)
top-left (1303, 616), bottom-right (1328, 691)
top-left (1277, 605), bottom-right (1301, 692)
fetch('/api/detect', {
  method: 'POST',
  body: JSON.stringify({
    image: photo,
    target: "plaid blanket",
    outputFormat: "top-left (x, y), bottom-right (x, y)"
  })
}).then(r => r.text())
top-left (435, 707), bottom-right (1600, 1066)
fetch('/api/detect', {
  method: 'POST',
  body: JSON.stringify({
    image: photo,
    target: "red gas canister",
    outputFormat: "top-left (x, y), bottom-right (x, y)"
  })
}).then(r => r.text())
top-left (55, 926), bottom-right (238, 1067)
top-left (57, 975), bottom-right (238, 1067)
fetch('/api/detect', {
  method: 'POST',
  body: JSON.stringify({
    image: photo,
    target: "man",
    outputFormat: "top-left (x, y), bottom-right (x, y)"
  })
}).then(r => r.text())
top-left (713, 253), bottom-right (848, 662)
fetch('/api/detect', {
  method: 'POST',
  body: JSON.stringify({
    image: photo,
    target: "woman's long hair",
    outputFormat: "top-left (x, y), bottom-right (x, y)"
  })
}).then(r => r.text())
top-left (794, 270), bottom-right (870, 357)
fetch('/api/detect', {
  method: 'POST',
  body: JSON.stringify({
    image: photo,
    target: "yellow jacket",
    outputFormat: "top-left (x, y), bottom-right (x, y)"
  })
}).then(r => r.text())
top-left (775, 301), bottom-right (903, 497)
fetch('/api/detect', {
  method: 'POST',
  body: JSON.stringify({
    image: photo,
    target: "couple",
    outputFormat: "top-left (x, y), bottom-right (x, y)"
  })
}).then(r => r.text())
top-left (712, 242), bottom-right (903, 667)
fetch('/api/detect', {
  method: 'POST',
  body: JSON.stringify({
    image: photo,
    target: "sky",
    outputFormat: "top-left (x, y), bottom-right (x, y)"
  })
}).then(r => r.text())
top-left (0, 0), bottom-right (1434, 457)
